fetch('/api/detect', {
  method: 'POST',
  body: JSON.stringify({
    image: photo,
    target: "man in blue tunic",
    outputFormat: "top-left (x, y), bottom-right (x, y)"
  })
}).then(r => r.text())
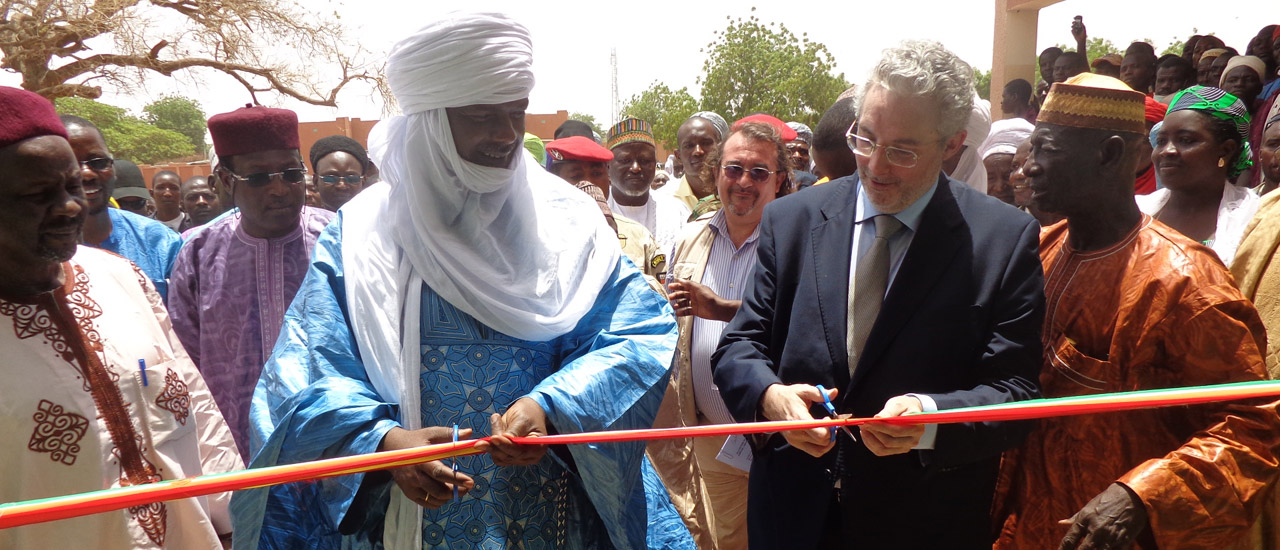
top-left (230, 12), bottom-right (693, 550)
top-left (59, 115), bottom-right (182, 299)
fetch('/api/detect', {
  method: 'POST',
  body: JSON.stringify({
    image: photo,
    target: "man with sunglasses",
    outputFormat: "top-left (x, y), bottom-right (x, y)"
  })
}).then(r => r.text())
top-left (650, 120), bottom-right (791, 549)
top-left (111, 159), bottom-right (155, 218)
top-left (60, 116), bottom-right (183, 301)
top-left (712, 41), bottom-right (1045, 549)
top-left (308, 134), bottom-right (370, 211)
top-left (168, 105), bottom-right (334, 462)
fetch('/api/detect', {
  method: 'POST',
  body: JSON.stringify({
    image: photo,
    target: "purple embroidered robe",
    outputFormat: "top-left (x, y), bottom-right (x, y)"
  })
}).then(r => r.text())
top-left (168, 207), bottom-right (333, 459)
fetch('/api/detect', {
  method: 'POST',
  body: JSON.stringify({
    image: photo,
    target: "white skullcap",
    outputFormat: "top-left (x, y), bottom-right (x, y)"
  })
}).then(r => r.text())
top-left (387, 12), bottom-right (535, 115)
top-left (688, 111), bottom-right (730, 139)
top-left (787, 121), bottom-right (814, 144)
top-left (980, 118), bottom-right (1034, 160)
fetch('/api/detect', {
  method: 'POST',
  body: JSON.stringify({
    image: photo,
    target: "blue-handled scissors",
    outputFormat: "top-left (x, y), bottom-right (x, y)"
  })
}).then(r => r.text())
top-left (451, 424), bottom-right (459, 502)
top-left (816, 385), bottom-right (857, 442)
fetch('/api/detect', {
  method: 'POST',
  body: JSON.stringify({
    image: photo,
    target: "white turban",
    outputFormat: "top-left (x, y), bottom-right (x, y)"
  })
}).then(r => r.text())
top-left (947, 96), bottom-right (992, 193)
top-left (387, 14), bottom-right (535, 114)
top-left (980, 118), bottom-right (1034, 160)
top-left (348, 8), bottom-right (620, 461)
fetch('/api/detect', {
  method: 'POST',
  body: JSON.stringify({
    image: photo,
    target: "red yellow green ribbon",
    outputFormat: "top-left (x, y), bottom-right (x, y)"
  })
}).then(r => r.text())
top-left (3, 379), bottom-right (1279, 530)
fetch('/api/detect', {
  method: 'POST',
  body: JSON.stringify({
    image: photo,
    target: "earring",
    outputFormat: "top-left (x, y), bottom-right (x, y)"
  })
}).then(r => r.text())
top-left (1219, 158), bottom-right (1226, 168)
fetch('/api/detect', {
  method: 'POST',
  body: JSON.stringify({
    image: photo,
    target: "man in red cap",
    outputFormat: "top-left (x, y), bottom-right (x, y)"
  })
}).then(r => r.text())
top-left (547, 135), bottom-right (667, 280)
top-left (168, 104), bottom-right (335, 461)
top-left (0, 86), bottom-right (241, 549)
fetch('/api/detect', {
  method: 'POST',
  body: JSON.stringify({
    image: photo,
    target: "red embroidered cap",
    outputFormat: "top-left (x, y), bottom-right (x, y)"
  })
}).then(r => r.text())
top-left (0, 86), bottom-right (68, 150)
top-left (208, 104), bottom-right (300, 157)
top-left (546, 136), bottom-right (614, 163)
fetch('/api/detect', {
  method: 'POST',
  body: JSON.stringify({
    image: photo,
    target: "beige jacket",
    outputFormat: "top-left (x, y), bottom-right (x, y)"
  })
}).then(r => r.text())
top-left (647, 212), bottom-right (719, 550)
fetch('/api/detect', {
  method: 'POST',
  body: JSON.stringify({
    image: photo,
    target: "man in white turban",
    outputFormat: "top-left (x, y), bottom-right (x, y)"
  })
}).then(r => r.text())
top-left (230, 12), bottom-right (694, 550)
top-left (942, 96), bottom-right (992, 193)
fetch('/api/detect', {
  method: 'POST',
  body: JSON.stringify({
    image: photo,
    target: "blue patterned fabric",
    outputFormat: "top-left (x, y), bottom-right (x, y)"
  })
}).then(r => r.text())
top-left (416, 293), bottom-right (600, 549)
top-left (231, 211), bottom-right (694, 550)
top-left (93, 208), bottom-right (183, 300)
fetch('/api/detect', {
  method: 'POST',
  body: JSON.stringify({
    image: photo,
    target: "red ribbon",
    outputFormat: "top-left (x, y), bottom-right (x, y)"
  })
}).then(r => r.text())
top-left (2, 380), bottom-right (1279, 530)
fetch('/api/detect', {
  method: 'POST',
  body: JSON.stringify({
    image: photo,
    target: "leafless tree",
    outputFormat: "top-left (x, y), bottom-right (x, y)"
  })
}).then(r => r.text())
top-left (0, 0), bottom-right (386, 107)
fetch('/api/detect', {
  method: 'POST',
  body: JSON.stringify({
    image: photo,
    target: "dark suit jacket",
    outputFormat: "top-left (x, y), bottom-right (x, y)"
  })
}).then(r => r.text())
top-left (712, 174), bottom-right (1045, 549)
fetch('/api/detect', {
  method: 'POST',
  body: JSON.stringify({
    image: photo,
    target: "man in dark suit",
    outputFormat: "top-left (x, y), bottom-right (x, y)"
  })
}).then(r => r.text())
top-left (712, 40), bottom-right (1046, 549)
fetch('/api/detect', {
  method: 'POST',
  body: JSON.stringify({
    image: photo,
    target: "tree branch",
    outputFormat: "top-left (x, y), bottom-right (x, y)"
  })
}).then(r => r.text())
top-left (40, 52), bottom-right (377, 107)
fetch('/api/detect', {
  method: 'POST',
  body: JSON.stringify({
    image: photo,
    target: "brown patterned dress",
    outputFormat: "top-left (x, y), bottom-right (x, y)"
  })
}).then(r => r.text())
top-left (994, 216), bottom-right (1280, 550)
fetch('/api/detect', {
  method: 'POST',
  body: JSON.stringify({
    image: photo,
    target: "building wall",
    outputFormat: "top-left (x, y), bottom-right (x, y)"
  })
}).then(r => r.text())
top-left (526, 110), bottom-right (570, 140)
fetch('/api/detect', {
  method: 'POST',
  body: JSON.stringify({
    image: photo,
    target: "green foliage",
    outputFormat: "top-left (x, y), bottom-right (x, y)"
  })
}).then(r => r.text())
top-left (568, 112), bottom-right (605, 138)
top-left (55, 97), bottom-right (196, 164)
top-left (1160, 38), bottom-right (1186, 58)
top-left (696, 9), bottom-right (850, 129)
top-left (974, 69), bottom-right (992, 100)
top-left (1053, 37), bottom-right (1121, 66)
top-left (619, 83), bottom-right (698, 151)
top-left (143, 96), bottom-right (208, 153)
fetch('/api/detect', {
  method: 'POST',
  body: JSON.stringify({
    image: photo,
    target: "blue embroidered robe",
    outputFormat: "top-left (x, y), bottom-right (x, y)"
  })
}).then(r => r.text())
top-left (230, 212), bottom-right (693, 550)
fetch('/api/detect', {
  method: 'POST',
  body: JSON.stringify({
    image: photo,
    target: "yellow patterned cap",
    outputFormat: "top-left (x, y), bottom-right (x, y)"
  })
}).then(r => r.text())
top-left (1039, 73), bottom-right (1146, 134)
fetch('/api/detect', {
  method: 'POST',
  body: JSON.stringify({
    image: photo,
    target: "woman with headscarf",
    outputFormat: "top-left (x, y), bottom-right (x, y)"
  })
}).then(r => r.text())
top-left (978, 117), bottom-right (1033, 205)
top-left (1137, 86), bottom-right (1258, 266)
top-left (1259, 110), bottom-right (1280, 195)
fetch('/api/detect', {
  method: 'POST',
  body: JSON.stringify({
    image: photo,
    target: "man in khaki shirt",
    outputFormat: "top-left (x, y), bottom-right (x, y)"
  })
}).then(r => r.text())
top-left (649, 120), bottom-right (792, 549)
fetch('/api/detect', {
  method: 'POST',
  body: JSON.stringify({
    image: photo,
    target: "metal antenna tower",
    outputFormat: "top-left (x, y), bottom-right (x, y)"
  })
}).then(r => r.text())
top-left (611, 48), bottom-right (620, 126)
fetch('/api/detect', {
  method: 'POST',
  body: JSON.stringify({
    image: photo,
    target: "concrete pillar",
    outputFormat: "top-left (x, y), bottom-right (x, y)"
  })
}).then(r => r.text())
top-left (992, 0), bottom-right (1063, 118)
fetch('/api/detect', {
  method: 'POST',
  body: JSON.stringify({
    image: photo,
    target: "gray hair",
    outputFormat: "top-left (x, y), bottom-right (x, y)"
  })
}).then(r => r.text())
top-left (857, 40), bottom-right (975, 138)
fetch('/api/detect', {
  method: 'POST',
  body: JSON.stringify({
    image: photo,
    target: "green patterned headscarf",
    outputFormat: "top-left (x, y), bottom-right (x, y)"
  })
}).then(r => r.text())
top-left (523, 132), bottom-right (546, 165)
top-left (1165, 86), bottom-right (1253, 178)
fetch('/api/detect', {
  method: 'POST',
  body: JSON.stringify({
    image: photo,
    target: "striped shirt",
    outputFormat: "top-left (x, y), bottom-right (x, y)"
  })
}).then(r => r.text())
top-left (691, 210), bottom-right (761, 425)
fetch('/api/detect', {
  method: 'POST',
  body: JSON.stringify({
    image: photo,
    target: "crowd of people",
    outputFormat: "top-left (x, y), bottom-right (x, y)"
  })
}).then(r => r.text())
top-left (4, 9), bottom-right (1280, 550)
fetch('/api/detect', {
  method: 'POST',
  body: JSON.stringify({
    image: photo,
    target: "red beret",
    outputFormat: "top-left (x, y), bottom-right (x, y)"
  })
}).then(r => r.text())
top-left (0, 86), bottom-right (67, 150)
top-left (208, 104), bottom-right (300, 158)
top-left (733, 113), bottom-right (798, 141)
top-left (1143, 96), bottom-right (1167, 124)
top-left (546, 136), bottom-right (614, 163)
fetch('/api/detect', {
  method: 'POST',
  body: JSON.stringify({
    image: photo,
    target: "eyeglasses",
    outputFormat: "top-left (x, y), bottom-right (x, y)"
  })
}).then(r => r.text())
top-left (319, 174), bottom-right (364, 186)
top-left (79, 157), bottom-right (114, 172)
top-left (228, 168), bottom-right (307, 188)
top-left (117, 197), bottom-right (148, 209)
top-left (721, 164), bottom-right (784, 183)
top-left (846, 131), bottom-right (921, 169)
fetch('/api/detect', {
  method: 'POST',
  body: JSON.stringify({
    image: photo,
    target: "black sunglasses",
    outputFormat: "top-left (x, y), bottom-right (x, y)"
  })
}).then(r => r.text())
top-left (320, 174), bottom-right (364, 186)
top-left (228, 168), bottom-right (307, 188)
top-left (721, 164), bottom-right (784, 183)
top-left (117, 197), bottom-right (148, 209)
top-left (79, 157), bottom-right (114, 172)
